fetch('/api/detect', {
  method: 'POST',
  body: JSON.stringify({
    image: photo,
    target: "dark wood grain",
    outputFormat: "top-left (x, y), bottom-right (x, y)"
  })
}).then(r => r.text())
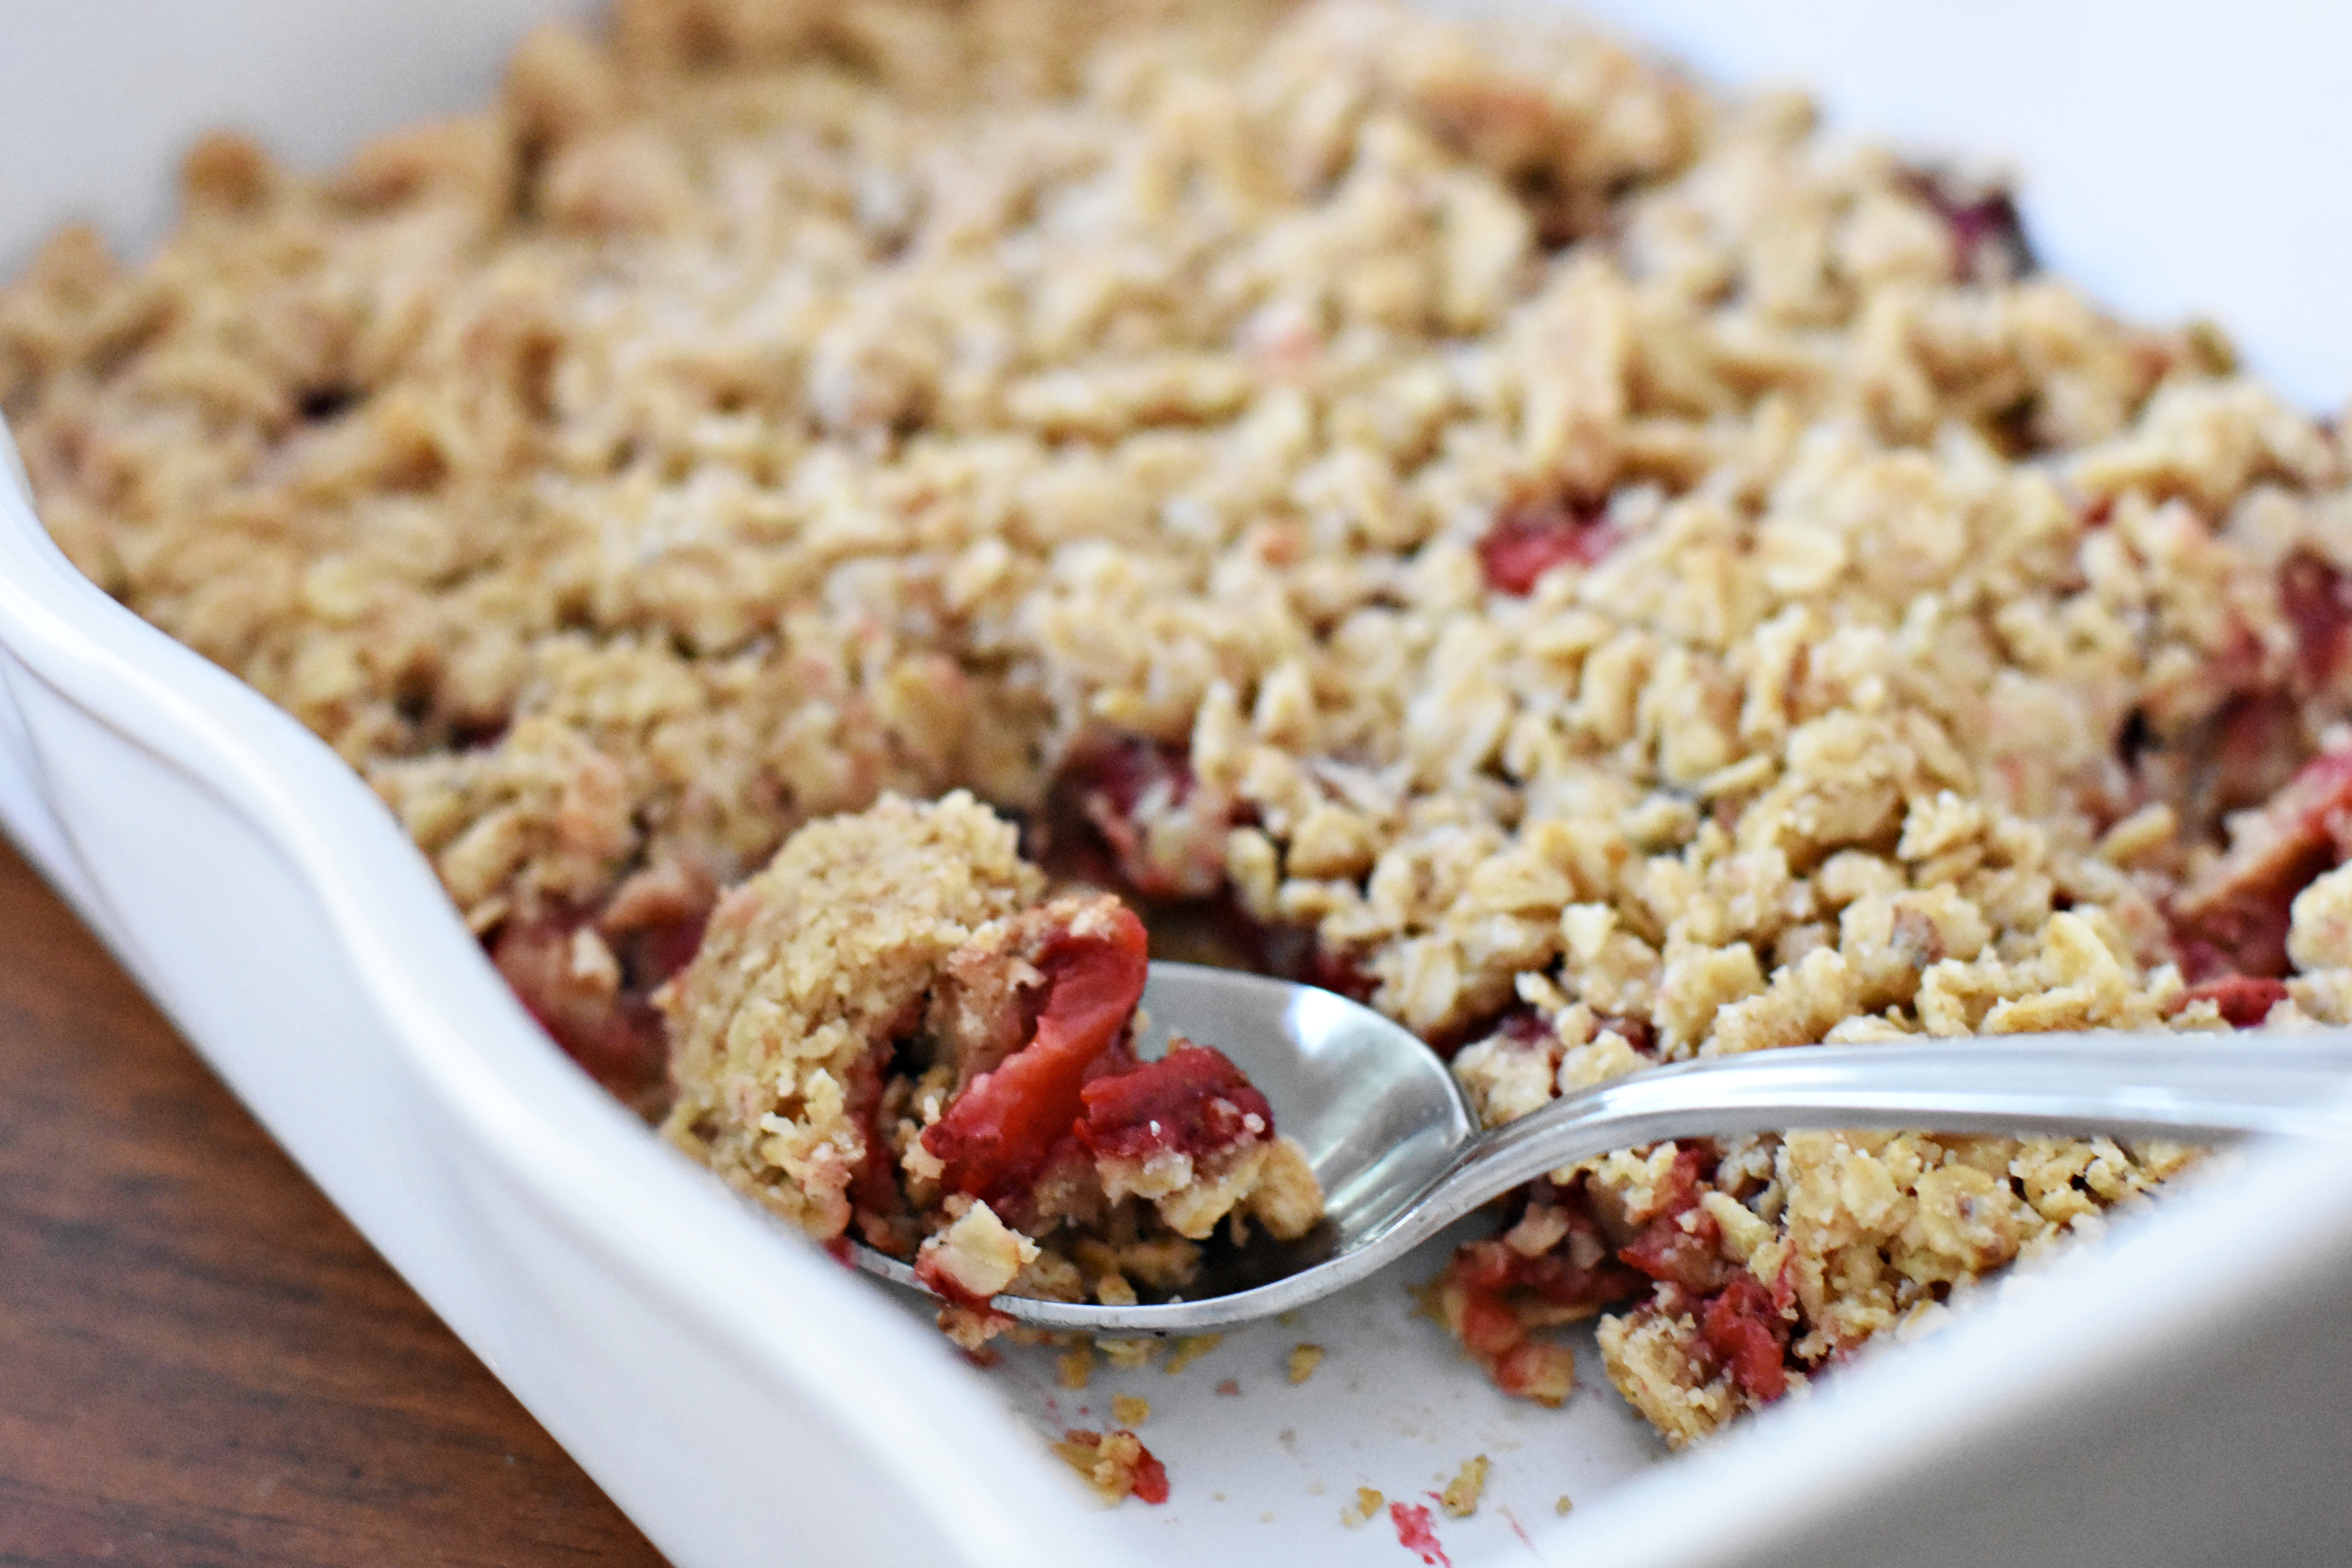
top-left (0, 835), bottom-right (667, 1567)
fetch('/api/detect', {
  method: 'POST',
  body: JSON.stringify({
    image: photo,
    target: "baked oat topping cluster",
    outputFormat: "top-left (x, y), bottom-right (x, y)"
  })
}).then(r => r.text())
top-left (659, 790), bottom-right (1321, 1343)
top-left (8, 0), bottom-right (2352, 1448)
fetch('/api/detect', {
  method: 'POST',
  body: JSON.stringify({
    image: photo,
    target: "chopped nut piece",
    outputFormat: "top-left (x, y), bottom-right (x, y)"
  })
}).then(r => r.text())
top-left (915, 1200), bottom-right (1035, 1305)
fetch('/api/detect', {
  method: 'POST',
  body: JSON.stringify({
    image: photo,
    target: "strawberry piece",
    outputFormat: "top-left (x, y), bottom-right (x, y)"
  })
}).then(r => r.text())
top-left (1699, 1275), bottom-right (1790, 1403)
top-left (490, 915), bottom-right (666, 1103)
top-left (1077, 1043), bottom-right (1272, 1164)
top-left (1124, 1437), bottom-right (1170, 1505)
top-left (2172, 750), bottom-right (2352, 978)
top-left (923, 904), bottom-right (1150, 1200)
top-left (1476, 498), bottom-right (1614, 595)
top-left (2181, 974), bottom-right (2290, 1028)
top-left (2282, 551), bottom-right (2352, 688)
top-left (1617, 1207), bottom-right (1726, 1296)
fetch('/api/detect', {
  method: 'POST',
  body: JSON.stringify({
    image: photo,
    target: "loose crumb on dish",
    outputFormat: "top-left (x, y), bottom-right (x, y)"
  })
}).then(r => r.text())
top-left (1287, 1343), bottom-right (1327, 1384)
top-left (1440, 1455), bottom-right (1490, 1518)
top-left (1053, 1428), bottom-right (1171, 1506)
top-left (1058, 1340), bottom-right (1094, 1390)
top-left (1111, 1393), bottom-right (1152, 1425)
top-left (1343, 1487), bottom-right (1386, 1527)
top-left (1555, 1495), bottom-right (1575, 1516)
top-left (1164, 1334), bottom-right (1224, 1376)
top-left (1100, 1338), bottom-right (1158, 1372)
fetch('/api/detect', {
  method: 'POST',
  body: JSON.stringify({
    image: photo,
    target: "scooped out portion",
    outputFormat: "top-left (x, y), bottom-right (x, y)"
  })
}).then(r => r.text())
top-left (658, 792), bottom-right (1322, 1344)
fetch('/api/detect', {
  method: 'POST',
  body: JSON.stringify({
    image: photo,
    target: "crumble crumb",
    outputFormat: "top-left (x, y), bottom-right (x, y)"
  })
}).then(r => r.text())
top-left (1111, 1393), bottom-right (1152, 1425)
top-left (1053, 1428), bottom-right (1170, 1506)
top-left (1287, 1343), bottom-right (1327, 1384)
top-left (1100, 1339), bottom-right (1158, 1372)
top-left (1440, 1455), bottom-right (1490, 1518)
top-left (1343, 1486), bottom-right (1386, 1526)
top-left (1164, 1334), bottom-right (1224, 1376)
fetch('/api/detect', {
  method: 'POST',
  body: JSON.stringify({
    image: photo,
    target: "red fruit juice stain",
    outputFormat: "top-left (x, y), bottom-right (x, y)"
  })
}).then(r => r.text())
top-left (1389, 1501), bottom-right (1451, 1566)
top-left (1499, 1505), bottom-right (1534, 1550)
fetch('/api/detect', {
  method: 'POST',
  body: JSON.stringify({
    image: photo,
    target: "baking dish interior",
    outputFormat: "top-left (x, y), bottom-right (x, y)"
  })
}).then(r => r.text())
top-left (7, 4), bottom-right (2352, 1566)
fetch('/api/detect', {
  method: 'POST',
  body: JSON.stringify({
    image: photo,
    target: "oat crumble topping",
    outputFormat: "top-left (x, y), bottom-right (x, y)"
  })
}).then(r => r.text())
top-left (9, 0), bottom-right (2352, 1453)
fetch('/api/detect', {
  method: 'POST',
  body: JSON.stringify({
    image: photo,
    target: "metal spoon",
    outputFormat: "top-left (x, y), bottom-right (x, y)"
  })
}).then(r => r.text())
top-left (853, 962), bottom-right (2352, 1334)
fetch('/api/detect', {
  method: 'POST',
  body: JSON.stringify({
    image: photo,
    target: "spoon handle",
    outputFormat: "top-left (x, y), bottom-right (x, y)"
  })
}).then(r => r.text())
top-left (1399, 1033), bottom-right (2352, 1251)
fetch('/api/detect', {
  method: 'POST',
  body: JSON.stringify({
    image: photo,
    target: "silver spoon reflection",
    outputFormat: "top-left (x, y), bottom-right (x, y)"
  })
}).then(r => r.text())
top-left (851, 962), bottom-right (2352, 1334)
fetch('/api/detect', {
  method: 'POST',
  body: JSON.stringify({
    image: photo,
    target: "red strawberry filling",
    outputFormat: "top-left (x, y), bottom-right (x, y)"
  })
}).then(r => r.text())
top-left (1476, 497), bottom-right (1615, 595)
top-left (1078, 1043), bottom-right (1273, 1166)
top-left (924, 904), bottom-right (1152, 1202)
top-left (2171, 750), bottom-right (2352, 980)
top-left (1696, 1276), bottom-right (1792, 1403)
top-left (1900, 165), bottom-right (2035, 284)
top-left (2181, 974), bottom-right (2291, 1028)
top-left (2282, 552), bottom-right (2352, 688)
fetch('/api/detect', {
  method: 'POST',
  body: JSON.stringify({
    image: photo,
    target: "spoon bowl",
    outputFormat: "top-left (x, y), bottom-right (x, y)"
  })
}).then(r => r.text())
top-left (853, 963), bottom-right (2352, 1334)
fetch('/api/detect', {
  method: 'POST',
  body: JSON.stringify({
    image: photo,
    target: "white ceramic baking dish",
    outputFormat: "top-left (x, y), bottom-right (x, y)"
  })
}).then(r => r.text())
top-left (8, 5), bottom-right (2352, 1566)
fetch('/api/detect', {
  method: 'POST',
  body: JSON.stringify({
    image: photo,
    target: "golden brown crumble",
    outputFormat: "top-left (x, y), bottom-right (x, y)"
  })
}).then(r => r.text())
top-left (1100, 1337), bottom-right (1158, 1372)
top-left (657, 791), bottom-right (1321, 1341)
top-left (1052, 1426), bottom-right (1170, 1505)
top-left (1163, 1333), bottom-right (1224, 1376)
top-left (659, 791), bottom-right (1038, 1238)
top-left (1439, 1454), bottom-right (1490, 1517)
top-left (9, 0), bottom-right (2352, 1450)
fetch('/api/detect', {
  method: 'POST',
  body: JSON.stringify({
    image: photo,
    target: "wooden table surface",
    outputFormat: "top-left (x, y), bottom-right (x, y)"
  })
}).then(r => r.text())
top-left (0, 835), bottom-right (667, 1566)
